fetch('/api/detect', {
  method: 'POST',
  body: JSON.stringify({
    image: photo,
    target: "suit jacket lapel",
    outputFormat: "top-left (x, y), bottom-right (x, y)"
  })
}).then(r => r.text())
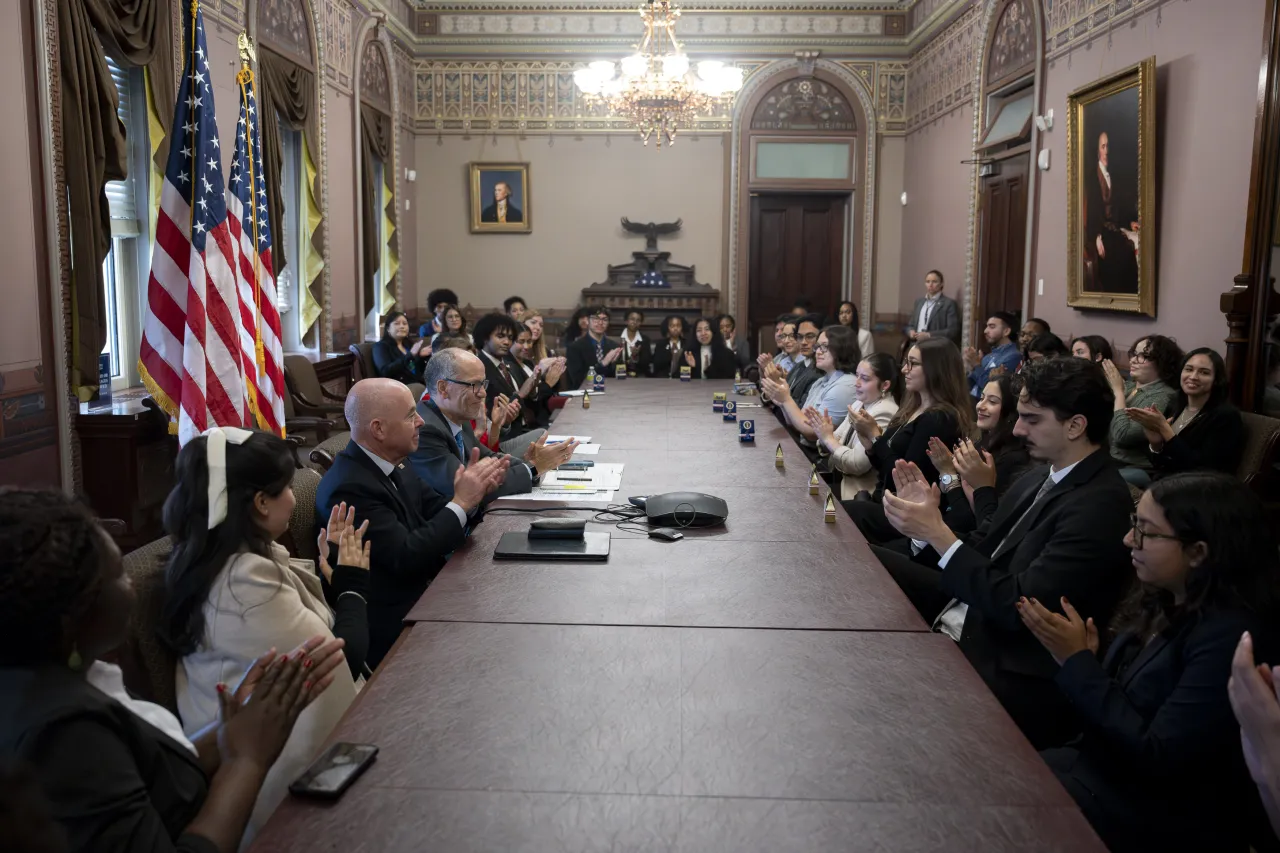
top-left (344, 441), bottom-right (413, 518)
top-left (980, 450), bottom-right (1110, 558)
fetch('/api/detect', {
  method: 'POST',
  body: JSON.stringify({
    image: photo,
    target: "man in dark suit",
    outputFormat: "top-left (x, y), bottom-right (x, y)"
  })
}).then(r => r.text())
top-left (784, 314), bottom-right (824, 404)
top-left (872, 357), bottom-right (1133, 748)
top-left (904, 269), bottom-right (961, 347)
top-left (317, 378), bottom-right (509, 668)
top-left (471, 311), bottom-right (549, 441)
top-left (408, 348), bottom-right (576, 501)
top-left (480, 181), bottom-right (523, 223)
top-left (1083, 131), bottom-right (1140, 294)
top-left (565, 307), bottom-right (624, 388)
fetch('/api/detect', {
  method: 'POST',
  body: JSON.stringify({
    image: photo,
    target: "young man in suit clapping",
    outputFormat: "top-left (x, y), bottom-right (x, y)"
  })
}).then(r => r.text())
top-left (872, 357), bottom-right (1134, 748)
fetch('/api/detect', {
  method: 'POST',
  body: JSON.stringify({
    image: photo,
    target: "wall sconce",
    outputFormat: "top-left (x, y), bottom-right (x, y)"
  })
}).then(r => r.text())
top-left (1034, 108), bottom-right (1055, 132)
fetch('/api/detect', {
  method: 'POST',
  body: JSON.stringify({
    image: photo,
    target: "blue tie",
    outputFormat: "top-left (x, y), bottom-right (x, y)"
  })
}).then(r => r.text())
top-left (454, 430), bottom-right (466, 461)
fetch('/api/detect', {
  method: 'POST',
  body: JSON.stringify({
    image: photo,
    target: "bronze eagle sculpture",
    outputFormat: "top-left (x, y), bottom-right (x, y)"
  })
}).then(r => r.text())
top-left (621, 217), bottom-right (682, 251)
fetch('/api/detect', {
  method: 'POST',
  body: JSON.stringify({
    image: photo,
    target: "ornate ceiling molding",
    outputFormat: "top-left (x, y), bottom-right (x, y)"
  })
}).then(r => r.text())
top-left (413, 1), bottom-right (912, 9)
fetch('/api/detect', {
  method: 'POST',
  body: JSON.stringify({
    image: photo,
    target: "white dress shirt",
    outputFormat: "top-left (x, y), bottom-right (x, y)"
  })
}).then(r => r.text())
top-left (919, 294), bottom-right (940, 330)
top-left (928, 458), bottom-right (1084, 641)
top-left (358, 443), bottom-right (468, 528)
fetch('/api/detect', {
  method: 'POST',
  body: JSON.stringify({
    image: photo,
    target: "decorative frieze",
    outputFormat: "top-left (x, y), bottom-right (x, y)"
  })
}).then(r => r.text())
top-left (322, 0), bottom-right (354, 91)
top-left (905, 2), bottom-right (980, 131)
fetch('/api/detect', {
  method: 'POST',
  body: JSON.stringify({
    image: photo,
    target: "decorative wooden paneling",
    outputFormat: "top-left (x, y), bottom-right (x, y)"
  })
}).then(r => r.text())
top-left (260, 0), bottom-right (314, 69)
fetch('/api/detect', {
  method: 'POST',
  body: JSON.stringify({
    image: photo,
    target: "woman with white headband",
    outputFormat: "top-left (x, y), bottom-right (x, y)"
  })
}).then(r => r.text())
top-left (160, 427), bottom-right (371, 843)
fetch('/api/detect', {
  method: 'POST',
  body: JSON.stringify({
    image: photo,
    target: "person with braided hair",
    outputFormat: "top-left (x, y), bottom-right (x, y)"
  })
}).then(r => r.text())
top-left (0, 488), bottom-right (340, 853)
top-left (162, 427), bottom-right (371, 843)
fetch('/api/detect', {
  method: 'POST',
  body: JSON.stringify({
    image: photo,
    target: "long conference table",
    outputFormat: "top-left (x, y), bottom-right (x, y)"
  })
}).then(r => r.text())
top-left (253, 379), bottom-right (1105, 852)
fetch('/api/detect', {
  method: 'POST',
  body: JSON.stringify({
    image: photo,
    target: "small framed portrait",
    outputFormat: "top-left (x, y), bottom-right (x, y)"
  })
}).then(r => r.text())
top-left (1066, 57), bottom-right (1157, 316)
top-left (469, 162), bottom-right (532, 233)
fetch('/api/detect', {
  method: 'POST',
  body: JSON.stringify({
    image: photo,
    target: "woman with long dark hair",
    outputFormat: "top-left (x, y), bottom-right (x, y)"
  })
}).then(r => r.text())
top-left (1123, 347), bottom-right (1244, 480)
top-left (561, 307), bottom-right (591, 351)
top-left (927, 372), bottom-right (1031, 533)
top-left (1071, 335), bottom-right (1114, 363)
top-left (836, 300), bottom-right (875, 356)
top-left (807, 352), bottom-right (901, 499)
top-left (1018, 473), bottom-right (1280, 852)
top-left (683, 317), bottom-right (737, 379)
top-left (842, 338), bottom-right (975, 544)
top-left (372, 310), bottom-right (428, 384)
top-left (0, 489), bottom-right (339, 853)
top-left (162, 428), bottom-right (370, 841)
top-left (1105, 334), bottom-right (1184, 485)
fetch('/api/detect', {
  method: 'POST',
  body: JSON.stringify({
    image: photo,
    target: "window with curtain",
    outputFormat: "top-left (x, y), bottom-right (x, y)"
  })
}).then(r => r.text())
top-left (366, 155), bottom-right (385, 342)
top-left (101, 54), bottom-right (151, 389)
top-left (276, 122), bottom-right (307, 353)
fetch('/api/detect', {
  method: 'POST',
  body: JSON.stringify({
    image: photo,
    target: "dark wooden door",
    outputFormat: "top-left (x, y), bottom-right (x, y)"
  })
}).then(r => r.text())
top-left (748, 193), bottom-right (846, 356)
top-left (974, 154), bottom-right (1030, 333)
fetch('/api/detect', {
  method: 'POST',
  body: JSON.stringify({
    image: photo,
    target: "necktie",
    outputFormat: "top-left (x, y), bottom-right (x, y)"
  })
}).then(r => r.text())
top-left (387, 464), bottom-right (407, 493)
top-left (991, 473), bottom-right (1056, 559)
top-left (595, 339), bottom-right (605, 364)
top-left (453, 430), bottom-right (466, 461)
top-left (498, 359), bottom-right (515, 390)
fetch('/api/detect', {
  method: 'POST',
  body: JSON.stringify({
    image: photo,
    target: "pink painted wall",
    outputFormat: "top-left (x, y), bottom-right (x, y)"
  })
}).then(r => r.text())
top-left (900, 102), bottom-right (974, 318)
top-left (1031, 0), bottom-right (1265, 353)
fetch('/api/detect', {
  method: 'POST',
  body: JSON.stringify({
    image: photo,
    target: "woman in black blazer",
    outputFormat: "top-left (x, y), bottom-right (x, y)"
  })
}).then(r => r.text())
top-left (683, 317), bottom-right (737, 380)
top-left (372, 310), bottom-right (428, 384)
top-left (1124, 347), bottom-right (1245, 480)
top-left (1018, 472), bottom-right (1280, 853)
top-left (0, 489), bottom-right (344, 853)
top-left (650, 315), bottom-right (688, 378)
top-left (842, 338), bottom-right (974, 544)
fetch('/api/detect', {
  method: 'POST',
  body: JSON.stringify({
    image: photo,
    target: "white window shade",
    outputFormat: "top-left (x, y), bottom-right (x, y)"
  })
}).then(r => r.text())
top-left (978, 89), bottom-right (1034, 152)
top-left (103, 55), bottom-right (139, 237)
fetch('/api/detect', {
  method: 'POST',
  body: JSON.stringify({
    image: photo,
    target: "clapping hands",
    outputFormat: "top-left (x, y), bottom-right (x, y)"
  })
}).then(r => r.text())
top-left (452, 447), bottom-right (510, 511)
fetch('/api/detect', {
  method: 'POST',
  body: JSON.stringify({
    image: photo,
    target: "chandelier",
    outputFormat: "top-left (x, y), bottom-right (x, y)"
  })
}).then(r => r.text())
top-left (573, 0), bottom-right (744, 148)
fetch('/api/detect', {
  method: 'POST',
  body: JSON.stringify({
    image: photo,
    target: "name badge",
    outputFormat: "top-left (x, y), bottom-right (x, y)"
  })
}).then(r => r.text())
top-left (593, 376), bottom-right (606, 392)
top-left (615, 364), bottom-right (627, 380)
top-left (739, 419), bottom-right (755, 442)
top-left (722, 400), bottom-right (737, 422)
top-left (712, 391), bottom-right (727, 412)
top-left (679, 366), bottom-right (691, 382)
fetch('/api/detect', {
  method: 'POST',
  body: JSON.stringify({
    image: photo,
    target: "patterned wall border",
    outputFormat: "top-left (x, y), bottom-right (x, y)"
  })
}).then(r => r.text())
top-left (323, 0), bottom-right (355, 92)
top-left (905, 1), bottom-right (981, 131)
top-left (1044, 0), bottom-right (1172, 61)
top-left (725, 58), bottom-right (879, 325)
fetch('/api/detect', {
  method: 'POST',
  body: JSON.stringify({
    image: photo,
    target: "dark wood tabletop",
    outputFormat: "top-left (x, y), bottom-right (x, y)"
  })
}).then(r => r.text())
top-left (249, 378), bottom-right (1104, 852)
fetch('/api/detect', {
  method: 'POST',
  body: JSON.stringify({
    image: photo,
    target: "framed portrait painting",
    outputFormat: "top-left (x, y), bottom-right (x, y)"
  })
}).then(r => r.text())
top-left (469, 163), bottom-right (532, 233)
top-left (1066, 57), bottom-right (1157, 317)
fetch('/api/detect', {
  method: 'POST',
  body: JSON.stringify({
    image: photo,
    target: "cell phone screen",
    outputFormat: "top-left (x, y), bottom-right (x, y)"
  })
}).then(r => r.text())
top-left (292, 742), bottom-right (378, 796)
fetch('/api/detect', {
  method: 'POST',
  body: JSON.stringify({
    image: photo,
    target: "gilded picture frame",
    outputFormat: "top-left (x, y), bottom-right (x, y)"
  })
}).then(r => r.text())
top-left (1066, 57), bottom-right (1157, 317)
top-left (469, 162), bottom-right (532, 233)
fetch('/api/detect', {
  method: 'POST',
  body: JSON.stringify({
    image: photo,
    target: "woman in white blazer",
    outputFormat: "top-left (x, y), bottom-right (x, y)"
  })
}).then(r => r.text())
top-left (806, 352), bottom-right (902, 499)
top-left (160, 428), bottom-right (370, 845)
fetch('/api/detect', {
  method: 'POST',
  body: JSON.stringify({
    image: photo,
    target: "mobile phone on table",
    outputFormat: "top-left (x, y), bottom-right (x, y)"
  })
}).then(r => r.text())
top-left (288, 742), bottom-right (378, 799)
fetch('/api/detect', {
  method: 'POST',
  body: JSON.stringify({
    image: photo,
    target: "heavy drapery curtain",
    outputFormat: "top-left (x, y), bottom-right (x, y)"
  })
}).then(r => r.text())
top-left (59, 0), bottom-right (175, 397)
top-left (257, 46), bottom-right (325, 338)
top-left (360, 103), bottom-right (393, 322)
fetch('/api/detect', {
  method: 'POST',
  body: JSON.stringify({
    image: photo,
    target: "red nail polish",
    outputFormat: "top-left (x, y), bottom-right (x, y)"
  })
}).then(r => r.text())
top-left (304, 659), bottom-right (313, 669)
top-left (216, 683), bottom-right (225, 694)
top-left (304, 680), bottom-right (312, 690)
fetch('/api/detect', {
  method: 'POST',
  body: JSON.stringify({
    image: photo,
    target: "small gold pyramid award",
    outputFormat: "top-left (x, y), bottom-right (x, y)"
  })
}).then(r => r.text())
top-left (809, 466), bottom-right (820, 495)
top-left (582, 392), bottom-right (591, 409)
top-left (824, 492), bottom-right (837, 522)
top-left (775, 443), bottom-right (784, 468)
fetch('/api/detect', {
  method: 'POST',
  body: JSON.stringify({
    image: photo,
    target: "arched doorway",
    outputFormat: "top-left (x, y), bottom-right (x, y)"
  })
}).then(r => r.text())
top-left (728, 60), bottom-right (876, 355)
top-left (968, 0), bottom-right (1044, 342)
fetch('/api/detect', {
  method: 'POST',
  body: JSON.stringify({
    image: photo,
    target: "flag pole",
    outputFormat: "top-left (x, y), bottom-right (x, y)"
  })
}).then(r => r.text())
top-left (187, 0), bottom-right (199, 238)
top-left (236, 33), bottom-right (266, 380)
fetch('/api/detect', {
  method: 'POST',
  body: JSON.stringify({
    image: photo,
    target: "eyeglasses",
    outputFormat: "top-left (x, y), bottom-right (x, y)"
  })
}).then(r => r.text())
top-left (814, 343), bottom-right (830, 353)
top-left (1128, 350), bottom-right (1151, 363)
top-left (1129, 514), bottom-right (1182, 549)
top-left (777, 333), bottom-right (796, 340)
top-left (444, 378), bottom-right (489, 395)
top-left (798, 333), bottom-right (819, 342)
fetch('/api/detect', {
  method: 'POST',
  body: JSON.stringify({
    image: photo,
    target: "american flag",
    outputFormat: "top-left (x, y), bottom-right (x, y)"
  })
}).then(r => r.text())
top-left (139, 1), bottom-right (249, 444)
top-left (228, 62), bottom-right (285, 436)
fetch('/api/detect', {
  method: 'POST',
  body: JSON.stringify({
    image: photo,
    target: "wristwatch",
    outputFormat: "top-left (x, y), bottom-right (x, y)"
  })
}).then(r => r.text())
top-left (938, 473), bottom-right (960, 492)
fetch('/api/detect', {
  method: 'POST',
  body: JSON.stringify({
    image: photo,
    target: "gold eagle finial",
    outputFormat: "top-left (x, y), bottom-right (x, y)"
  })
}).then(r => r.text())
top-left (237, 32), bottom-right (256, 65)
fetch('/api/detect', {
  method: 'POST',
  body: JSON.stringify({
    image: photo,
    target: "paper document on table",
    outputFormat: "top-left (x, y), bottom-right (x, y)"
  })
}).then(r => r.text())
top-left (546, 435), bottom-right (591, 444)
top-left (543, 464), bottom-right (623, 490)
top-left (499, 489), bottom-right (616, 503)
top-left (571, 443), bottom-right (601, 455)
top-left (558, 390), bottom-right (595, 397)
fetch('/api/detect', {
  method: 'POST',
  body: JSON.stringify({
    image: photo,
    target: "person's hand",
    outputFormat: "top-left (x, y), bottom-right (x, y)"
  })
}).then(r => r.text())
top-left (762, 361), bottom-right (784, 382)
top-left (410, 338), bottom-right (427, 357)
top-left (545, 358), bottom-right (567, 385)
top-left (988, 364), bottom-right (1007, 378)
top-left (216, 648), bottom-right (321, 773)
top-left (1124, 405), bottom-right (1174, 446)
top-left (881, 482), bottom-right (947, 542)
top-left (804, 407), bottom-right (837, 445)
top-left (537, 357), bottom-right (557, 374)
top-left (756, 352), bottom-right (772, 370)
top-left (452, 449), bottom-right (510, 510)
top-left (1102, 359), bottom-right (1126, 400)
top-left (489, 394), bottom-right (511, 435)
top-left (684, 350), bottom-right (696, 368)
top-left (850, 406), bottom-right (882, 440)
top-left (602, 347), bottom-right (624, 366)
top-left (890, 460), bottom-right (933, 505)
top-left (1229, 632), bottom-right (1280, 793)
top-left (504, 398), bottom-right (521, 422)
top-left (432, 316), bottom-right (442, 335)
top-left (962, 346), bottom-right (980, 371)
top-left (315, 503), bottom-right (356, 583)
top-left (926, 436), bottom-right (957, 476)
top-left (916, 331), bottom-right (932, 340)
top-left (1096, 234), bottom-right (1107, 259)
top-left (760, 376), bottom-right (791, 404)
top-left (317, 518), bottom-right (370, 580)
top-left (907, 330), bottom-right (919, 341)
top-left (953, 438), bottom-right (997, 490)
top-left (525, 434), bottom-right (578, 473)
top-left (1016, 596), bottom-right (1098, 666)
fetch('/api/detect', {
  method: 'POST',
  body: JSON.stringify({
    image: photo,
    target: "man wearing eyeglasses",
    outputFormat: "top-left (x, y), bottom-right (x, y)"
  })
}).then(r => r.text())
top-left (869, 357), bottom-right (1133, 748)
top-left (566, 307), bottom-right (624, 389)
top-left (409, 347), bottom-right (578, 506)
top-left (317, 377), bottom-right (510, 667)
top-left (783, 314), bottom-right (824, 405)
